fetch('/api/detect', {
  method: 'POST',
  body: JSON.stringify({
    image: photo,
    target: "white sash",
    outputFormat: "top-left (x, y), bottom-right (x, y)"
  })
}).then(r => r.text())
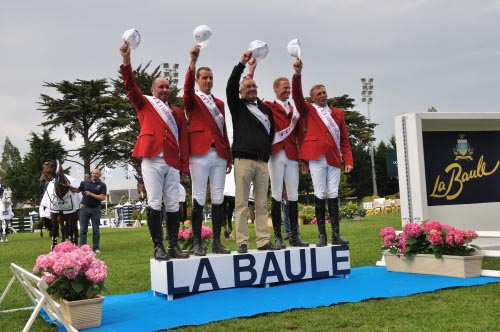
top-left (272, 105), bottom-right (300, 145)
top-left (195, 91), bottom-right (224, 134)
top-left (246, 103), bottom-right (271, 134)
top-left (145, 96), bottom-right (179, 144)
top-left (312, 103), bottom-right (341, 153)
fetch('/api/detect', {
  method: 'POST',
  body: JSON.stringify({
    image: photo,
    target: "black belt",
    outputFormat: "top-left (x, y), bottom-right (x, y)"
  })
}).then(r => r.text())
top-left (233, 152), bottom-right (269, 162)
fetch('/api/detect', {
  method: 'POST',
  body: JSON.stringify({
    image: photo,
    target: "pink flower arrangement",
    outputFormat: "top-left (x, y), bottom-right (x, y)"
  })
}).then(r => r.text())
top-left (380, 220), bottom-right (480, 258)
top-left (177, 224), bottom-right (213, 251)
top-left (33, 242), bottom-right (107, 301)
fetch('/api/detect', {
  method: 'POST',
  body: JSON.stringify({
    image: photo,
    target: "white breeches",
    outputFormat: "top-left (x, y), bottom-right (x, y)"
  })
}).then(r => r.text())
top-left (268, 149), bottom-right (299, 201)
top-left (142, 155), bottom-right (180, 212)
top-left (309, 154), bottom-right (341, 199)
top-left (189, 149), bottom-right (227, 206)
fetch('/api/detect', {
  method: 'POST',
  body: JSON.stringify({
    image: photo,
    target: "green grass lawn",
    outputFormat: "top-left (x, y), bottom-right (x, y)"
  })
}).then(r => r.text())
top-left (1, 214), bottom-right (499, 331)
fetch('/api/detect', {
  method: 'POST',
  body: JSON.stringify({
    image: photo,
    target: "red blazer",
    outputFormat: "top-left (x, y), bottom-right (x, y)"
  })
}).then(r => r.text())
top-left (121, 64), bottom-right (189, 173)
top-left (263, 100), bottom-right (302, 161)
top-left (292, 74), bottom-right (353, 168)
top-left (182, 67), bottom-right (231, 163)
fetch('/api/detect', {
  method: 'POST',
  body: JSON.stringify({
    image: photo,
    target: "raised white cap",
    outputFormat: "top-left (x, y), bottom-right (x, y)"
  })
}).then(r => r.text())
top-left (122, 29), bottom-right (141, 49)
top-left (193, 25), bottom-right (213, 48)
top-left (248, 40), bottom-right (269, 62)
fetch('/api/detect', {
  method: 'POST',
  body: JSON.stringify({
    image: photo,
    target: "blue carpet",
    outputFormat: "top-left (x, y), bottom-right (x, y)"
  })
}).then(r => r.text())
top-left (43, 266), bottom-right (499, 332)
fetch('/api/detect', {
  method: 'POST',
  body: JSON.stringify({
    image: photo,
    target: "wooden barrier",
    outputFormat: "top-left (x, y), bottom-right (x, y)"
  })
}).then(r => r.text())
top-left (0, 263), bottom-right (78, 332)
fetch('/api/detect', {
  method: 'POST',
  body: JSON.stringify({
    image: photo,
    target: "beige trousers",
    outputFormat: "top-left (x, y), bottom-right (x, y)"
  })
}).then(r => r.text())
top-left (234, 158), bottom-right (270, 247)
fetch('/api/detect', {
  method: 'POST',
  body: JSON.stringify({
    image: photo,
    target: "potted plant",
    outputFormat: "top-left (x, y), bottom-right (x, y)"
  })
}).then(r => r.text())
top-left (298, 205), bottom-right (315, 224)
top-left (340, 202), bottom-right (366, 220)
top-left (177, 224), bottom-right (213, 251)
top-left (379, 221), bottom-right (482, 278)
top-left (33, 242), bottom-right (107, 329)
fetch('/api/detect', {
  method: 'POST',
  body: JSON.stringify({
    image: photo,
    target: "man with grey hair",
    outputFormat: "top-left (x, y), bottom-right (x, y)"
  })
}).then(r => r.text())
top-left (226, 50), bottom-right (275, 253)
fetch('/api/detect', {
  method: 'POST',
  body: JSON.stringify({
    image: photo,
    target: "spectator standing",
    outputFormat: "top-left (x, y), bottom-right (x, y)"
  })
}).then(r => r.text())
top-left (78, 169), bottom-right (106, 253)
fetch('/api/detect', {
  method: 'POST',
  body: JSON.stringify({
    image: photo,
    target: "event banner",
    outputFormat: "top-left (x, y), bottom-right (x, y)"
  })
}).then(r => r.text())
top-left (423, 131), bottom-right (500, 206)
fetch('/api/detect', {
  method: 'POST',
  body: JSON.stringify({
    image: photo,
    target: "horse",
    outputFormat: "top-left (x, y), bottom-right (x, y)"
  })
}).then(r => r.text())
top-left (135, 174), bottom-right (147, 203)
top-left (134, 175), bottom-right (146, 228)
top-left (39, 159), bottom-right (82, 249)
top-left (0, 187), bottom-right (15, 242)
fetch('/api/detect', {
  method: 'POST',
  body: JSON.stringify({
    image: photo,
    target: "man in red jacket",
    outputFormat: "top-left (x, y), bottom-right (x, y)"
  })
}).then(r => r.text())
top-left (292, 58), bottom-right (354, 246)
top-left (182, 44), bottom-right (232, 256)
top-left (120, 41), bottom-right (189, 260)
top-left (247, 61), bottom-right (309, 248)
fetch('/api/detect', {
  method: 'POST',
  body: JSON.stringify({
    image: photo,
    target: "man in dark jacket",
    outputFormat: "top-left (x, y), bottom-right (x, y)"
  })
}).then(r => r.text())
top-left (226, 50), bottom-right (276, 253)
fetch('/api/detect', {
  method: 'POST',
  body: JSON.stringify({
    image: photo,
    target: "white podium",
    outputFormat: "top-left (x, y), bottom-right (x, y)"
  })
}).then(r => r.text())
top-left (151, 245), bottom-right (350, 300)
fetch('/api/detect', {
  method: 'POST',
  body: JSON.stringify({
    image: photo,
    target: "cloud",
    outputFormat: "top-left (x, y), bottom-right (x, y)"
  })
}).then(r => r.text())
top-left (2, 0), bottom-right (500, 189)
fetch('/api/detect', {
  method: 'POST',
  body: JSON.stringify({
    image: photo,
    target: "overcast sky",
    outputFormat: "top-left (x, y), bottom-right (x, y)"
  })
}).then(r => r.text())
top-left (2, 0), bottom-right (500, 190)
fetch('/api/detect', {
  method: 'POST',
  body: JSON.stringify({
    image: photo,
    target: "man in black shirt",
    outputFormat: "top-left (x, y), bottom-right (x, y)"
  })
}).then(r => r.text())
top-left (226, 50), bottom-right (276, 253)
top-left (78, 169), bottom-right (107, 252)
top-left (0, 177), bottom-right (6, 198)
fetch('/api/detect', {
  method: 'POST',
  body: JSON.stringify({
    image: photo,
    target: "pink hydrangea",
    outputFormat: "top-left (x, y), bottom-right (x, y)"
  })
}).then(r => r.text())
top-left (381, 220), bottom-right (479, 258)
top-left (464, 229), bottom-right (478, 241)
top-left (428, 229), bottom-right (443, 245)
top-left (448, 229), bottom-right (465, 246)
top-left (181, 228), bottom-right (192, 240)
top-left (42, 272), bottom-right (57, 284)
top-left (383, 234), bottom-right (396, 248)
top-left (380, 227), bottom-right (396, 238)
top-left (53, 241), bottom-right (78, 253)
top-left (33, 241), bottom-right (107, 300)
top-left (396, 234), bottom-right (407, 254)
top-left (52, 252), bottom-right (82, 279)
top-left (201, 225), bottom-right (213, 240)
top-left (423, 220), bottom-right (442, 233)
top-left (85, 260), bottom-right (108, 284)
top-left (402, 223), bottom-right (424, 238)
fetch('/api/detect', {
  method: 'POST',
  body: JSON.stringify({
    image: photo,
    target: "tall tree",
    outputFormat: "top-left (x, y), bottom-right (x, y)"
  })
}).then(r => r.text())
top-left (333, 95), bottom-right (376, 198)
top-left (39, 79), bottom-right (118, 175)
top-left (374, 136), bottom-right (399, 197)
top-left (12, 130), bottom-right (68, 206)
top-left (0, 137), bottom-right (22, 181)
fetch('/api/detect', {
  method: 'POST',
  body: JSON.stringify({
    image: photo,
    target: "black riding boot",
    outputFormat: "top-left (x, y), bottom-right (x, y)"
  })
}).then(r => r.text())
top-left (315, 196), bottom-right (327, 247)
top-left (288, 201), bottom-right (309, 247)
top-left (191, 200), bottom-right (206, 256)
top-left (212, 203), bottom-right (230, 254)
top-left (271, 198), bottom-right (285, 249)
top-left (328, 197), bottom-right (349, 245)
top-left (166, 212), bottom-right (189, 259)
top-left (146, 207), bottom-right (169, 260)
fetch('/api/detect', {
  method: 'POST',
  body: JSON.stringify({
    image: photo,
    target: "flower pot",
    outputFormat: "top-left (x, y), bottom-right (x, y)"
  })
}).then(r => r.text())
top-left (60, 295), bottom-right (104, 329)
top-left (383, 252), bottom-right (483, 278)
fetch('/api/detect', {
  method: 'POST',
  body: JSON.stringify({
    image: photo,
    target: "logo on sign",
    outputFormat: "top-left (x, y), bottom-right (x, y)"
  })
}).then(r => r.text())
top-left (453, 134), bottom-right (474, 161)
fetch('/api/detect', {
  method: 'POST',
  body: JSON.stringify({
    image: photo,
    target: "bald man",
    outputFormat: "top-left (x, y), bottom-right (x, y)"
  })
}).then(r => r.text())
top-left (120, 41), bottom-right (189, 260)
